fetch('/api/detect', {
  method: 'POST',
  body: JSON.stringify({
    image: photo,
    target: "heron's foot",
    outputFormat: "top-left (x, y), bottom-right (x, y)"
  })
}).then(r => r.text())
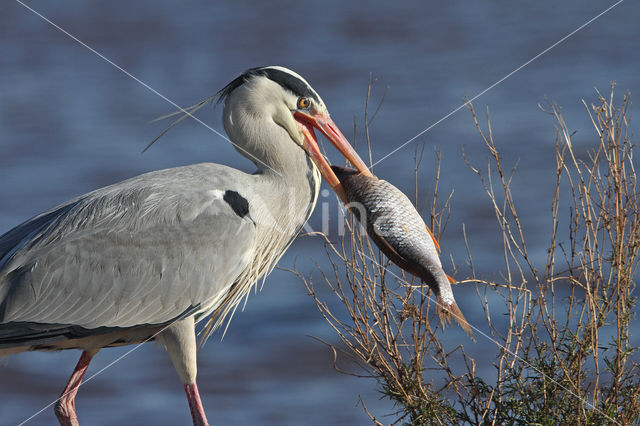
top-left (54, 397), bottom-right (79, 426)
top-left (54, 350), bottom-right (95, 426)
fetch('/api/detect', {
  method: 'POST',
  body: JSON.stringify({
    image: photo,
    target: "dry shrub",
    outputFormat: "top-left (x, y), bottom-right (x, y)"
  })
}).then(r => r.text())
top-left (295, 85), bottom-right (639, 425)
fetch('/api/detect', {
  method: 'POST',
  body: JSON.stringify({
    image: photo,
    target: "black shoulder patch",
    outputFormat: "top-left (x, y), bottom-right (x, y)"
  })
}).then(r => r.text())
top-left (223, 190), bottom-right (250, 218)
top-left (216, 66), bottom-right (319, 105)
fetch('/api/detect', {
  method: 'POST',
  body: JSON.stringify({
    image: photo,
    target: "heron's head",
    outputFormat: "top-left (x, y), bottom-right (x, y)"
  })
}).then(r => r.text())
top-left (219, 66), bottom-right (373, 202)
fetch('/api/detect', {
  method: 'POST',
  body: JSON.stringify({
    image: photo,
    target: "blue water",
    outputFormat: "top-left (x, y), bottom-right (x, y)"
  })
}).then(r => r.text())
top-left (1, 1), bottom-right (639, 424)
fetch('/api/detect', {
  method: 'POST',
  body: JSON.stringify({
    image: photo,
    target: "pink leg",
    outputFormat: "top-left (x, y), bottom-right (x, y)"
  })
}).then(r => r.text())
top-left (55, 350), bottom-right (95, 426)
top-left (184, 382), bottom-right (210, 426)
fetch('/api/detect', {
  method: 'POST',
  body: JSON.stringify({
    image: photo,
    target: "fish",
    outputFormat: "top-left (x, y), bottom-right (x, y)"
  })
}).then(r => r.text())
top-left (332, 165), bottom-right (474, 339)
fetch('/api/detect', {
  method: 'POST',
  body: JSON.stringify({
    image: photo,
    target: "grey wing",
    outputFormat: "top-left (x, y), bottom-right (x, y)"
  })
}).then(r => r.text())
top-left (0, 164), bottom-right (256, 334)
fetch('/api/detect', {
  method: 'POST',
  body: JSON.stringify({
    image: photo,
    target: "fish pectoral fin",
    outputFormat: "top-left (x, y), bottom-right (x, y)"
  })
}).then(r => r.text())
top-left (424, 224), bottom-right (441, 252)
top-left (446, 274), bottom-right (456, 284)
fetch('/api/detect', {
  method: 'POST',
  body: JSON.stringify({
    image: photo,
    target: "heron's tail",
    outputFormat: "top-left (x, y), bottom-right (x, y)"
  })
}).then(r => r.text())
top-left (437, 298), bottom-right (475, 341)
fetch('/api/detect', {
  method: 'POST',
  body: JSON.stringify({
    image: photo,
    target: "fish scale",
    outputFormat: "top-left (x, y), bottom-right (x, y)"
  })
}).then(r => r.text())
top-left (332, 165), bottom-right (474, 339)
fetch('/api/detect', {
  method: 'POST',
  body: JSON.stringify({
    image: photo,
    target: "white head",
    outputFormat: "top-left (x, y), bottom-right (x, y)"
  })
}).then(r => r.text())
top-left (218, 66), bottom-right (372, 201)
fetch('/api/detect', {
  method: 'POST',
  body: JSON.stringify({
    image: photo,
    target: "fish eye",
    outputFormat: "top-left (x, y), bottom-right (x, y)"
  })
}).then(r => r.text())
top-left (297, 97), bottom-right (310, 109)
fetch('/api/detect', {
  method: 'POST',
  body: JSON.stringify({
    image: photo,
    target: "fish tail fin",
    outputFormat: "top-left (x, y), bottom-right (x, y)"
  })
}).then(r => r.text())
top-left (437, 298), bottom-right (475, 341)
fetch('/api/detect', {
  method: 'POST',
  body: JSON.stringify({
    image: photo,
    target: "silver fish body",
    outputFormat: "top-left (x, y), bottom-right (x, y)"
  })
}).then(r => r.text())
top-left (332, 166), bottom-right (473, 338)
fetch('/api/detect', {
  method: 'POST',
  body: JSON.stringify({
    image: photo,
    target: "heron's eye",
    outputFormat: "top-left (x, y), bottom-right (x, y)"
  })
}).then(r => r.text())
top-left (297, 97), bottom-right (310, 109)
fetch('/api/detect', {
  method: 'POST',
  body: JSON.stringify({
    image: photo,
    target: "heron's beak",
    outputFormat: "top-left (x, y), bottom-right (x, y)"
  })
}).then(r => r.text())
top-left (294, 111), bottom-right (373, 203)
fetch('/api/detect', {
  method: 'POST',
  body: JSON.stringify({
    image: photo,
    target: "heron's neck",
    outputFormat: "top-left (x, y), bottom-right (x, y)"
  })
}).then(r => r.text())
top-left (225, 114), bottom-right (321, 227)
top-left (241, 145), bottom-right (318, 250)
top-left (259, 142), bottom-right (321, 221)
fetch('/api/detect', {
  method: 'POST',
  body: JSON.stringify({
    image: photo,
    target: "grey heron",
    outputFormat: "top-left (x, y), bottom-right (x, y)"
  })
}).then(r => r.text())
top-left (0, 66), bottom-right (372, 425)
